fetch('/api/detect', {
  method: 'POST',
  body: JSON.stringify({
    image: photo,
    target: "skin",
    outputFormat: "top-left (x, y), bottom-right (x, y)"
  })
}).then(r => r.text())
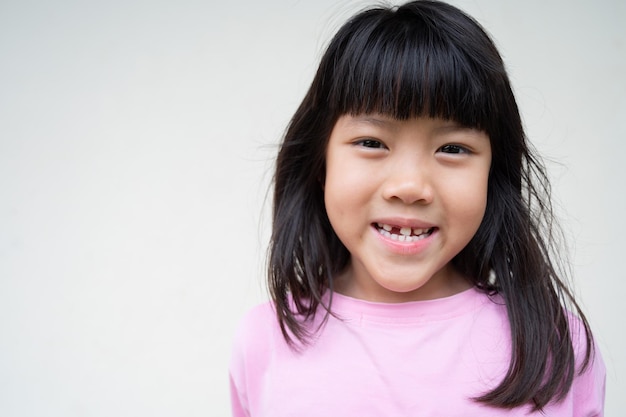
top-left (324, 114), bottom-right (492, 303)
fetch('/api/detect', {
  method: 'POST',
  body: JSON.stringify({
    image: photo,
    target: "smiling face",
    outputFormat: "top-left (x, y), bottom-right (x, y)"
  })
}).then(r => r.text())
top-left (324, 114), bottom-right (492, 303)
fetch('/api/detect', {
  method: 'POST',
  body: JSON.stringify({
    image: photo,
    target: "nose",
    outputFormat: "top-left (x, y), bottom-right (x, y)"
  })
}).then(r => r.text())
top-left (381, 157), bottom-right (434, 205)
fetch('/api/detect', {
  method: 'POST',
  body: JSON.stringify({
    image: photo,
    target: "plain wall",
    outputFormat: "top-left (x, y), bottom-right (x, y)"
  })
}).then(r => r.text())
top-left (0, 0), bottom-right (623, 415)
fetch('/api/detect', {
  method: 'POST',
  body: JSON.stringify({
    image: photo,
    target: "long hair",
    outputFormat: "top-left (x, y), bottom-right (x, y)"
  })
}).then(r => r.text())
top-left (268, 0), bottom-right (593, 410)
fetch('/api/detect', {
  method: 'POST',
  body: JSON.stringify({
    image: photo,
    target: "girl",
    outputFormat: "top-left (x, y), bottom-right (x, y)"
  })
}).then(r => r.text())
top-left (230, 1), bottom-right (605, 415)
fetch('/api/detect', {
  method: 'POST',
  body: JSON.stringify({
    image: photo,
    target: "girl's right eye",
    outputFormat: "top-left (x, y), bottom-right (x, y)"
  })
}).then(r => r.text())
top-left (355, 139), bottom-right (386, 149)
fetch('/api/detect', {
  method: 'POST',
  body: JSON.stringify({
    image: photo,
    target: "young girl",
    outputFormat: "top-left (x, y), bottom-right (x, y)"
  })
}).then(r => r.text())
top-left (230, 1), bottom-right (605, 415)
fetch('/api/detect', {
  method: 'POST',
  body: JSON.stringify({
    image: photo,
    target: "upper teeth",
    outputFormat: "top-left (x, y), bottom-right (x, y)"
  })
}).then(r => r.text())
top-left (377, 223), bottom-right (431, 239)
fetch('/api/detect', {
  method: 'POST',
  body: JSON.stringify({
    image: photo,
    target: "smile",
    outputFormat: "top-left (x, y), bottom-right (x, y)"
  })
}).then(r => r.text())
top-left (374, 223), bottom-right (435, 242)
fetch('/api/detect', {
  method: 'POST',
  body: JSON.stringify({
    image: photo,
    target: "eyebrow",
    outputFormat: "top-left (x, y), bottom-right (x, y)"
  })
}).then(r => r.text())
top-left (348, 115), bottom-right (397, 129)
top-left (346, 115), bottom-right (485, 137)
top-left (434, 123), bottom-right (483, 135)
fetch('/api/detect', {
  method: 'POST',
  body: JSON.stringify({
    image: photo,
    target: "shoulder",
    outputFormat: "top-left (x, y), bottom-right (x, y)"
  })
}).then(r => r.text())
top-left (563, 311), bottom-right (607, 413)
top-left (235, 302), bottom-right (277, 334)
top-left (562, 310), bottom-right (603, 370)
top-left (565, 310), bottom-right (606, 381)
top-left (229, 301), bottom-right (279, 416)
top-left (231, 301), bottom-right (279, 354)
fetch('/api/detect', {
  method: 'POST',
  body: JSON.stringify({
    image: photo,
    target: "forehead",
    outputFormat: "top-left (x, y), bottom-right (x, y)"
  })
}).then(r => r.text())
top-left (321, 6), bottom-right (504, 135)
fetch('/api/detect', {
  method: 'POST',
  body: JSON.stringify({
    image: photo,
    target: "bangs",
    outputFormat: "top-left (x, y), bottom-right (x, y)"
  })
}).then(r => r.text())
top-left (324, 7), bottom-right (502, 131)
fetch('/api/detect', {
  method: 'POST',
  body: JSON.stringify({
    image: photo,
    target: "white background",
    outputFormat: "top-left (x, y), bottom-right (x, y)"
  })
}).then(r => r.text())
top-left (0, 0), bottom-right (624, 415)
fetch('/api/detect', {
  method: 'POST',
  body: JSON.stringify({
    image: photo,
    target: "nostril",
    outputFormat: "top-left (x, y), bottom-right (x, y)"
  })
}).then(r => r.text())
top-left (382, 181), bottom-right (434, 204)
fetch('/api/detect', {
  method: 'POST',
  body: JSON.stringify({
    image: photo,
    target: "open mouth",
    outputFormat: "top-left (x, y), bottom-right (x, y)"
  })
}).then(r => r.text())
top-left (374, 222), bottom-right (435, 242)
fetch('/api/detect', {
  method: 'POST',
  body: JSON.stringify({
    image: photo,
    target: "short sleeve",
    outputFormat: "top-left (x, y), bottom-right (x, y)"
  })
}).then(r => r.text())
top-left (571, 339), bottom-right (606, 417)
top-left (229, 372), bottom-right (249, 417)
top-left (228, 302), bottom-right (277, 417)
top-left (229, 310), bottom-right (253, 417)
top-left (567, 312), bottom-right (606, 417)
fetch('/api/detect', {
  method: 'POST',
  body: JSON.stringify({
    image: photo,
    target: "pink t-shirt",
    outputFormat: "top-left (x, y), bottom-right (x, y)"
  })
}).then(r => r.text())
top-left (229, 287), bottom-right (605, 416)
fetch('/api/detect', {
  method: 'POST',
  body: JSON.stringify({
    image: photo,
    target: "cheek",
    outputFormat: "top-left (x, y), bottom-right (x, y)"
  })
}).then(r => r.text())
top-left (324, 157), bottom-right (371, 209)
top-left (324, 163), bottom-right (376, 245)
top-left (324, 186), bottom-right (342, 221)
top-left (324, 181), bottom-right (354, 248)
top-left (324, 177), bottom-right (358, 221)
top-left (323, 165), bottom-right (348, 223)
top-left (445, 172), bottom-right (490, 225)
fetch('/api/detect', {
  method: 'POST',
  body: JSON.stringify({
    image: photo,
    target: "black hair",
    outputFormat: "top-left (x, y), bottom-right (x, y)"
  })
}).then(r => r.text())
top-left (268, 0), bottom-right (593, 410)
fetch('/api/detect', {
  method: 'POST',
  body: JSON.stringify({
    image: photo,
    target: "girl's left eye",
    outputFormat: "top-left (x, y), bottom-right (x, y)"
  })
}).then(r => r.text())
top-left (438, 144), bottom-right (469, 154)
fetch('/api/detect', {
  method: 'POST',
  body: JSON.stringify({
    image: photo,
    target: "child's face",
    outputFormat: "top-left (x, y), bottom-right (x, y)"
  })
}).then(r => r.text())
top-left (324, 114), bottom-right (491, 303)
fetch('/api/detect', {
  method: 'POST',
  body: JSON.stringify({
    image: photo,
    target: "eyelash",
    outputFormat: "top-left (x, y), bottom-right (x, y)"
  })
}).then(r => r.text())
top-left (438, 144), bottom-right (470, 154)
top-left (355, 139), bottom-right (387, 149)
top-left (355, 140), bottom-right (470, 154)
